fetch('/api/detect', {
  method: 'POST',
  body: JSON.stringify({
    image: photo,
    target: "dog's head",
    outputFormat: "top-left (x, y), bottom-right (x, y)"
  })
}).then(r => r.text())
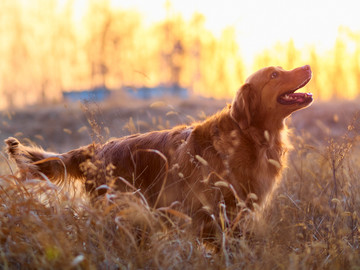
top-left (231, 65), bottom-right (313, 130)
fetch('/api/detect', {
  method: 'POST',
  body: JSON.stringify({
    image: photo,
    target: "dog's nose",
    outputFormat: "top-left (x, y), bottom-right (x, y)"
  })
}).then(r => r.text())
top-left (302, 65), bottom-right (311, 71)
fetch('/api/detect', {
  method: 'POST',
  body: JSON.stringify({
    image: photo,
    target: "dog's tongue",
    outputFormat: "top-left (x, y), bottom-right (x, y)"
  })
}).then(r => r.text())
top-left (278, 92), bottom-right (313, 105)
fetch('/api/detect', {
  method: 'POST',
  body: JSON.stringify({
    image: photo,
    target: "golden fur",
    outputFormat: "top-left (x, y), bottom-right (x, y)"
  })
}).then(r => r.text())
top-left (5, 65), bottom-right (313, 237)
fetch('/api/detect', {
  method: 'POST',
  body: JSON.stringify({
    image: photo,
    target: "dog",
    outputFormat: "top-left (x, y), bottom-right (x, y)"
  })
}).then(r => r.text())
top-left (5, 65), bottom-right (313, 238)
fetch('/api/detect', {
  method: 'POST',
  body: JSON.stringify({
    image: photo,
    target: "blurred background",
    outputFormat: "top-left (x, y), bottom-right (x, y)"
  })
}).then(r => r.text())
top-left (0, 0), bottom-right (360, 109)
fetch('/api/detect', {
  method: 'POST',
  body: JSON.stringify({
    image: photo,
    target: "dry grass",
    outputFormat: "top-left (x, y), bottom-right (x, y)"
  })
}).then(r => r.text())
top-left (1, 98), bottom-right (360, 269)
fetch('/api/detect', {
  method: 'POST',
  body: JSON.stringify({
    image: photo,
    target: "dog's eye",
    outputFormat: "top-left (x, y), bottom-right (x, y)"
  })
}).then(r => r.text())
top-left (271, 72), bottom-right (278, 79)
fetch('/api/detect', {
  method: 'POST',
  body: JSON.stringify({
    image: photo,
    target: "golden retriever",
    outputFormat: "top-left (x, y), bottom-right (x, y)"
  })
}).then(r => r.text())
top-left (5, 65), bottom-right (313, 238)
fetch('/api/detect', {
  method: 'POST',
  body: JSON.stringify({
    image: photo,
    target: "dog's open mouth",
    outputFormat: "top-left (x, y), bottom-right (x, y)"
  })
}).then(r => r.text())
top-left (277, 77), bottom-right (313, 105)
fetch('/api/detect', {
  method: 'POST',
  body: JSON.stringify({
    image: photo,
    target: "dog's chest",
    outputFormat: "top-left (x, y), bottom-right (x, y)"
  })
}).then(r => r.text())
top-left (215, 128), bottom-right (287, 198)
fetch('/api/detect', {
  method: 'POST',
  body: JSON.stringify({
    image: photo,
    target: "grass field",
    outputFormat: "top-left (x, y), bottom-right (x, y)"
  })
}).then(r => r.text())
top-left (1, 96), bottom-right (360, 269)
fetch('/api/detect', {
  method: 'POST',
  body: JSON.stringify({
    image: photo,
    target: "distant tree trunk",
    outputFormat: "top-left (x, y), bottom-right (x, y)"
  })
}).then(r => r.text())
top-left (40, 80), bottom-right (48, 105)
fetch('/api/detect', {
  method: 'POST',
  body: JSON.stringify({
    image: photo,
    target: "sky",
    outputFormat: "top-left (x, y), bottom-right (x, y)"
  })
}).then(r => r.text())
top-left (56, 0), bottom-right (360, 67)
top-left (106, 0), bottom-right (360, 64)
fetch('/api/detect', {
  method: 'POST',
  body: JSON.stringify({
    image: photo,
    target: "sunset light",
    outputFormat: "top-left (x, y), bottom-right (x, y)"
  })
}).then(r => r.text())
top-left (3, 1), bottom-right (360, 268)
top-left (115, 0), bottom-right (360, 60)
top-left (1, 0), bottom-right (360, 108)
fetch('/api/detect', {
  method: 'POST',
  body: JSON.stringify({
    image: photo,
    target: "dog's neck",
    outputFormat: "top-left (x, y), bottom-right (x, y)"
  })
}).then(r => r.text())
top-left (228, 114), bottom-right (286, 148)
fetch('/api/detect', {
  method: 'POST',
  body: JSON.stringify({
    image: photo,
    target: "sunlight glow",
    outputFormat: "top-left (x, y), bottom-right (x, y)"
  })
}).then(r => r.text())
top-left (0, 0), bottom-right (360, 109)
top-left (110, 0), bottom-right (360, 64)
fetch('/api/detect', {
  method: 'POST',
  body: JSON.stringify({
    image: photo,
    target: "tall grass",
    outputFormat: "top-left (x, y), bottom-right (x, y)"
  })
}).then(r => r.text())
top-left (1, 108), bottom-right (360, 269)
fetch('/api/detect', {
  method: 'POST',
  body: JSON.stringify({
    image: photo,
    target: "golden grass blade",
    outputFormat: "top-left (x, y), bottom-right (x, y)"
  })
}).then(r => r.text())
top-left (0, 152), bottom-right (14, 175)
top-left (268, 159), bottom-right (281, 169)
top-left (31, 156), bottom-right (62, 165)
top-left (133, 149), bottom-right (168, 209)
top-left (157, 207), bottom-right (192, 223)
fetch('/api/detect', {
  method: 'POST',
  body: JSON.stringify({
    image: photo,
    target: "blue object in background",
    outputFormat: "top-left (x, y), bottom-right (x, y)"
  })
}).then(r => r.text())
top-left (63, 86), bottom-right (110, 102)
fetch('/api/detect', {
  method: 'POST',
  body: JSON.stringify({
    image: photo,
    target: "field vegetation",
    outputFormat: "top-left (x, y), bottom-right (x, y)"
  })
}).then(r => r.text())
top-left (1, 97), bottom-right (360, 269)
top-left (1, 1), bottom-right (360, 268)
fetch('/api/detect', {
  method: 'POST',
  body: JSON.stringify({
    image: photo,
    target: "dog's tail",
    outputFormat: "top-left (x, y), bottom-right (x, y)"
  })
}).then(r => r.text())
top-left (5, 137), bottom-right (95, 184)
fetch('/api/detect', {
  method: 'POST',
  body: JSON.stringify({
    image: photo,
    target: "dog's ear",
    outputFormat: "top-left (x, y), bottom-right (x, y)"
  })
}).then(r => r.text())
top-left (230, 83), bottom-right (257, 129)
